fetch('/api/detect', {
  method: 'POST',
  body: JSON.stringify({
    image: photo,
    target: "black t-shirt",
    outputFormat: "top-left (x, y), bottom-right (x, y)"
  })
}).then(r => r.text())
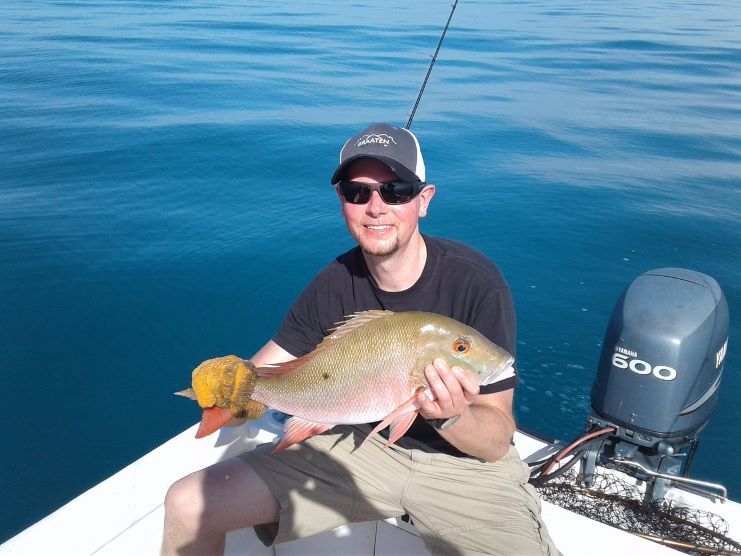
top-left (272, 235), bottom-right (517, 456)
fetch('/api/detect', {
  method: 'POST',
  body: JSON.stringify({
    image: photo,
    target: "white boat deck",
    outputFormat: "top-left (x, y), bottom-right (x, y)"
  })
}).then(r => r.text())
top-left (2, 412), bottom-right (738, 555)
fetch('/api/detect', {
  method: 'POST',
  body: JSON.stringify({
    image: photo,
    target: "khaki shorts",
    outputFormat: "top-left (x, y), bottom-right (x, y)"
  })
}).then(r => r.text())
top-left (242, 425), bottom-right (559, 556)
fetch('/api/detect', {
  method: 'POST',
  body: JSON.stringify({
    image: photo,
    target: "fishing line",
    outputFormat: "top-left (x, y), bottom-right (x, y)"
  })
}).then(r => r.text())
top-left (405, 0), bottom-right (459, 130)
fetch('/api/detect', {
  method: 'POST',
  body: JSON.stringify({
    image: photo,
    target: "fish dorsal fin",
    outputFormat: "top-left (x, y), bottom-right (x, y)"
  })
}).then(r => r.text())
top-left (255, 311), bottom-right (395, 379)
top-left (323, 310), bottom-right (395, 343)
top-left (255, 356), bottom-right (311, 378)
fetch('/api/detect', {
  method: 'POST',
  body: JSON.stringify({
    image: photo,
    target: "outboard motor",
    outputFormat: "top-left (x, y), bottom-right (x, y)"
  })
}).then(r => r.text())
top-left (583, 268), bottom-right (729, 500)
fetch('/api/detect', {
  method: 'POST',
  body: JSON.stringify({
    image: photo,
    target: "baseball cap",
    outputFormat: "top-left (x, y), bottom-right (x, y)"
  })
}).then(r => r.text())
top-left (330, 123), bottom-right (426, 184)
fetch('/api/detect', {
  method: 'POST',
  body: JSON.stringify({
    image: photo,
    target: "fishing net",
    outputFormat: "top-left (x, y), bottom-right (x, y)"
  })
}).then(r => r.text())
top-left (535, 471), bottom-right (741, 555)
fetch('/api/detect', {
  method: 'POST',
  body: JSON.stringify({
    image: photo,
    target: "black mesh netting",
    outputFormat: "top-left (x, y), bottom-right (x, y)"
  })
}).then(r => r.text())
top-left (535, 471), bottom-right (741, 555)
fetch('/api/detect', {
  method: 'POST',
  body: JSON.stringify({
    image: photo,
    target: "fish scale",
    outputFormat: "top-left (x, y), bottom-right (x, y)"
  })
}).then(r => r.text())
top-left (182, 310), bottom-right (515, 446)
top-left (252, 315), bottom-right (423, 424)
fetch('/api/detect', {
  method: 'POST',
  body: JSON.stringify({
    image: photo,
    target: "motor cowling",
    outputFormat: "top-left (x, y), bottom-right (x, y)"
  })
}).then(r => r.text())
top-left (590, 268), bottom-right (729, 445)
top-left (580, 269), bottom-right (730, 499)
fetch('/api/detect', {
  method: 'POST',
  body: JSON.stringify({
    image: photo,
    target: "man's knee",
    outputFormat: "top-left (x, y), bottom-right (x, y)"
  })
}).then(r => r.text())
top-left (164, 474), bottom-right (205, 529)
top-left (165, 456), bottom-right (281, 535)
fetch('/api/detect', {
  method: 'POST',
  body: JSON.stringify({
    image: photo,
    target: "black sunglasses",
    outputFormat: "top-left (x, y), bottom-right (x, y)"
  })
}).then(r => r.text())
top-left (337, 180), bottom-right (427, 205)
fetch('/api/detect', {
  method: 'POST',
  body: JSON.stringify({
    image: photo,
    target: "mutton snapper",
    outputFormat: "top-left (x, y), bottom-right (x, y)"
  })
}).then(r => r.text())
top-left (177, 310), bottom-right (515, 451)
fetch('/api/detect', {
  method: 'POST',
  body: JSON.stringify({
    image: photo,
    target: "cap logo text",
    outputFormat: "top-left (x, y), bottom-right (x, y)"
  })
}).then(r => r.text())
top-left (356, 134), bottom-right (397, 148)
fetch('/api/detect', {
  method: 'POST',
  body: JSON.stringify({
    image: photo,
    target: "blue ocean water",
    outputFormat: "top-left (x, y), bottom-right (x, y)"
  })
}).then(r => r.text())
top-left (1, 0), bottom-right (739, 543)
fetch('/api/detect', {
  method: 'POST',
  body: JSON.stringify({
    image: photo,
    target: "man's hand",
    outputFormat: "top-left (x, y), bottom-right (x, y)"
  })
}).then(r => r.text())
top-left (414, 357), bottom-right (515, 462)
top-left (416, 357), bottom-right (479, 420)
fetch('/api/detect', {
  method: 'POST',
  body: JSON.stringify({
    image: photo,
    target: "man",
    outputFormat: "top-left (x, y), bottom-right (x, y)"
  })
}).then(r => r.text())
top-left (163, 123), bottom-right (558, 555)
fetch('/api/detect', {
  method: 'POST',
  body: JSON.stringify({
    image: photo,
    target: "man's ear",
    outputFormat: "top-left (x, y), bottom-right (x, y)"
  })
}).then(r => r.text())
top-left (417, 184), bottom-right (436, 218)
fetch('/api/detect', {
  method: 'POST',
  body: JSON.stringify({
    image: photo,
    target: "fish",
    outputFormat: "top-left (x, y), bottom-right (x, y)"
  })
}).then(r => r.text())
top-left (176, 310), bottom-right (515, 451)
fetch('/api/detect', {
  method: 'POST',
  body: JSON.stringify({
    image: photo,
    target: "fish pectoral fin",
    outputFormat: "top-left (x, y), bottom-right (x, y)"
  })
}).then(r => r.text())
top-left (274, 417), bottom-right (334, 452)
top-left (383, 411), bottom-right (419, 450)
top-left (364, 388), bottom-right (425, 449)
top-left (195, 406), bottom-right (233, 439)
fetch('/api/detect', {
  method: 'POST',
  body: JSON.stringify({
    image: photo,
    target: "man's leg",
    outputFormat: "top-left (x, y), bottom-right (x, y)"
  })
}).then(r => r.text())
top-left (162, 455), bottom-right (279, 556)
top-left (406, 447), bottom-right (560, 556)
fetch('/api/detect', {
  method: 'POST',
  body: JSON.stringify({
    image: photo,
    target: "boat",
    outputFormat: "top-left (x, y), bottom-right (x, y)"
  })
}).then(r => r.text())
top-left (2, 268), bottom-right (739, 555)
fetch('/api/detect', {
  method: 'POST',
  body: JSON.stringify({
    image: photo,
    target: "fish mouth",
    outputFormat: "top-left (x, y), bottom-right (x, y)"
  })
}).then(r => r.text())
top-left (480, 363), bottom-right (516, 386)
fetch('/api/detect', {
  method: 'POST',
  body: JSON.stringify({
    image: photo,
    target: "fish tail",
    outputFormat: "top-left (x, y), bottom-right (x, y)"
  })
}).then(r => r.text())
top-left (195, 406), bottom-right (234, 439)
top-left (232, 399), bottom-right (267, 421)
top-left (184, 355), bottom-right (268, 439)
top-left (189, 355), bottom-right (266, 420)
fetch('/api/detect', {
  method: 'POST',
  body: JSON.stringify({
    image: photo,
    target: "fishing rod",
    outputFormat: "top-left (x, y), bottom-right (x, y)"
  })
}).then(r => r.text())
top-left (405, 0), bottom-right (459, 130)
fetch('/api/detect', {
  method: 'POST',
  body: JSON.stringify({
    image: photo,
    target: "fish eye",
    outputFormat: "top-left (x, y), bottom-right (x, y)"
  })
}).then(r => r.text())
top-left (453, 336), bottom-right (471, 353)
